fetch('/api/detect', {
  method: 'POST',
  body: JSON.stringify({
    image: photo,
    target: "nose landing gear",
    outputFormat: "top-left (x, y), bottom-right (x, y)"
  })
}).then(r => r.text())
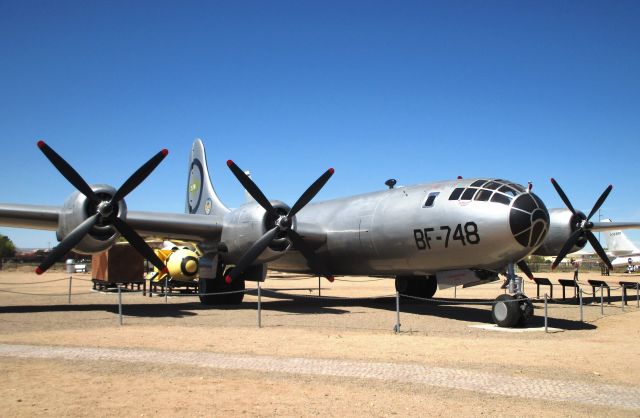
top-left (491, 293), bottom-right (534, 327)
top-left (491, 262), bottom-right (533, 327)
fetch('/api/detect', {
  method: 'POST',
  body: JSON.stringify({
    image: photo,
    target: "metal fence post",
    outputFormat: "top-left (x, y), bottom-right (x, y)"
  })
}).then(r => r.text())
top-left (454, 285), bottom-right (457, 299)
top-left (600, 284), bottom-right (604, 316)
top-left (257, 281), bottom-right (262, 329)
top-left (68, 275), bottom-right (73, 304)
top-left (318, 276), bottom-right (321, 297)
top-left (637, 284), bottom-right (639, 308)
top-left (544, 293), bottom-right (548, 333)
top-left (394, 291), bottom-right (401, 333)
top-left (622, 287), bottom-right (625, 311)
top-left (164, 276), bottom-right (169, 303)
top-left (579, 288), bottom-right (583, 322)
top-left (117, 285), bottom-right (123, 326)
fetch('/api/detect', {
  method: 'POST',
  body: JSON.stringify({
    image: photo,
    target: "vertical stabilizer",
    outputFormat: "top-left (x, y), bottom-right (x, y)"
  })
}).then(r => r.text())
top-left (602, 218), bottom-right (640, 256)
top-left (186, 139), bottom-right (230, 221)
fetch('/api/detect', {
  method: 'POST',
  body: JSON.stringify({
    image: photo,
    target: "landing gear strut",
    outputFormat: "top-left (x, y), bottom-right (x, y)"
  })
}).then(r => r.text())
top-left (491, 262), bottom-right (533, 327)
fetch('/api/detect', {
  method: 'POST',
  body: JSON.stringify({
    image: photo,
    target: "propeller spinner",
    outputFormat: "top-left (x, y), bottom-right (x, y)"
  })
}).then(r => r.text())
top-left (224, 160), bottom-right (334, 284)
top-left (550, 178), bottom-right (613, 270)
top-left (35, 141), bottom-right (169, 274)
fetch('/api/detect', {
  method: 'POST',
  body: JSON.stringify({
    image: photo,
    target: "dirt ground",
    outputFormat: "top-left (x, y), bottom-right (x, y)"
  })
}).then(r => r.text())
top-left (0, 267), bottom-right (639, 417)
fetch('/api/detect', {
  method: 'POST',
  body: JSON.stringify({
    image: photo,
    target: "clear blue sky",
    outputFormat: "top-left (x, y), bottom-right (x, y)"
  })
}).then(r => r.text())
top-left (1, 0), bottom-right (639, 249)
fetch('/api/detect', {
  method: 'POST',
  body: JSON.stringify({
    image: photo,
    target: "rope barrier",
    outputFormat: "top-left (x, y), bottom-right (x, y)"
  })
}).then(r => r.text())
top-left (0, 277), bottom-right (72, 285)
top-left (399, 293), bottom-right (533, 305)
top-left (334, 278), bottom-right (387, 282)
top-left (256, 288), bottom-right (397, 301)
top-left (0, 289), bottom-right (96, 296)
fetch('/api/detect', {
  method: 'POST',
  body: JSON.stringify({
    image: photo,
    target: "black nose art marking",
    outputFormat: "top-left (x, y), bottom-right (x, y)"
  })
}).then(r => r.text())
top-left (509, 193), bottom-right (550, 248)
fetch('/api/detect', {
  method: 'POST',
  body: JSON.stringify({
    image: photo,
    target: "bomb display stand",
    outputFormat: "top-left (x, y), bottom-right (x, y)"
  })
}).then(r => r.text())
top-left (91, 243), bottom-right (146, 293)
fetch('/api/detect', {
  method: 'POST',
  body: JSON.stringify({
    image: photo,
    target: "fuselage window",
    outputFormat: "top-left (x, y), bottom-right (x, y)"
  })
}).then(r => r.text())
top-left (509, 183), bottom-right (526, 192)
top-left (491, 193), bottom-right (511, 205)
top-left (475, 189), bottom-right (492, 201)
top-left (460, 187), bottom-right (478, 200)
top-left (449, 187), bottom-right (464, 200)
top-left (470, 179), bottom-right (487, 187)
top-left (423, 192), bottom-right (440, 208)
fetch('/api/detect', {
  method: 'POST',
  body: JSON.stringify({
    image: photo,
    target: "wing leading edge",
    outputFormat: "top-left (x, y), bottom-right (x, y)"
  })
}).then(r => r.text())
top-left (0, 203), bottom-right (222, 242)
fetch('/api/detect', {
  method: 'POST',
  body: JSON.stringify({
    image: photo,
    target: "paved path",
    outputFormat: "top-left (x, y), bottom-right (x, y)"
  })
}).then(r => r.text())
top-left (1, 343), bottom-right (639, 410)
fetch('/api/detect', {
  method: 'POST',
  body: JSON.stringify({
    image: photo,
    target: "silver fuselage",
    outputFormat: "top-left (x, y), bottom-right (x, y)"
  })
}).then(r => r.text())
top-left (269, 178), bottom-right (548, 276)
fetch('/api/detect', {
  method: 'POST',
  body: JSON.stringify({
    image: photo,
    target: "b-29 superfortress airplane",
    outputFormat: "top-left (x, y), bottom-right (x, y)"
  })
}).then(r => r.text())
top-left (1, 139), bottom-right (639, 327)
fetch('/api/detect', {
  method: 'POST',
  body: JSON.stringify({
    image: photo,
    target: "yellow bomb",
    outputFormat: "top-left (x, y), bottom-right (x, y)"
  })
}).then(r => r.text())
top-left (165, 248), bottom-right (199, 280)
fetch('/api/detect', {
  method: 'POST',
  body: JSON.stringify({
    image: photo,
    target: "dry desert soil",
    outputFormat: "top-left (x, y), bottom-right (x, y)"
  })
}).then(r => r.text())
top-left (0, 267), bottom-right (639, 417)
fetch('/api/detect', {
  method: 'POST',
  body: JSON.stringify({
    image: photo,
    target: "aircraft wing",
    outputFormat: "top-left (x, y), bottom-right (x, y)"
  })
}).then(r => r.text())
top-left (591, 221), bottom-right (640, 232)
top-left (0, 203), bottom-right (222, 242)
top-left (0, 204), bottom-right (60, 230)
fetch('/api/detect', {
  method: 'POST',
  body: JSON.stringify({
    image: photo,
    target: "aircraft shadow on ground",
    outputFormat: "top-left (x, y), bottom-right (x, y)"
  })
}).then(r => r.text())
top-left (0, 289), bottom-right (600, 329)
top-left (240, 289), bottom-right (597, 330)
top-left (0, 303), bottom-right (199, 318)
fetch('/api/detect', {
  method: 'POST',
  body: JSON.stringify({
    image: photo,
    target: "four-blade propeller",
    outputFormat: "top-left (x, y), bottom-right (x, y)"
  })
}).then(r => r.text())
top-left (35, 141), bottom-right (168, 274)
top-left (550, 178), bottom-right (613, 270)
top-left (35, 142), bottom-right (617, 281)
top-left (224, 160), bottom-right (334, 284)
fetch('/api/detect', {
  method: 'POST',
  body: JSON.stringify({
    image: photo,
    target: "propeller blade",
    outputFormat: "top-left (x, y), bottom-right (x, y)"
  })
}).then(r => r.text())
top-left (586, 231), bottom-right (613, 270)
top-left (516, 260), bottom-right (534, 280)
top-left (289, 229), bottom-right (331, 276)
top-left (37, 141), bottom-right (100, 203)
top-left (586, 184), bottom-right (613, 221)
top-left (550, 178), bottom-right (576, 215)
top-left (552, 228), bottom-right (583, 270)
top-left (111, 217), bottom-right (166, 272)
top-left (226, 160), bottom-right (277, 217)
top-left (288, 168), bottom-right (334, 218)
top-left (111, 149), bottom-right (168, 203)
top-left (36, 213), bottom-right (99, 274)
top-left (225, 227), bottom-right (279, 283)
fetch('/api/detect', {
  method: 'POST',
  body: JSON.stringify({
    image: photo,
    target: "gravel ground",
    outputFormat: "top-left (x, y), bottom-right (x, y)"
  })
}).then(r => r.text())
top-left (0, 268), bottom-right (639, 416)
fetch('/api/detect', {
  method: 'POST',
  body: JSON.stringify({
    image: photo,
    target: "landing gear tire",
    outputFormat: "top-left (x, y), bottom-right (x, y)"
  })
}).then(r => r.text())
top-left (492, 294), bottom-right (521, 327)
top-left (516, 294), bottom-right (534, 326)
top-left (198, 274), bottom-right (245, 305)
top-left (395, 275), bottom-right (438, 299)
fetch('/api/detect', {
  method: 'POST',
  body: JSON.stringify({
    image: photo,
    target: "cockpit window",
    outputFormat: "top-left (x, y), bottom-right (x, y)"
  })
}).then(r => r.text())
top-left (423, 192), bottom-right (440, 208)
top-left (460, 188), bottom-right (478, 200)
top-left (475, 189), bottom-right (492, 201)
top-left (449, 187), bottom-right (464, 200)
top-left (449, 178), bottom-right (523, 206)
top-left (484, 181), bottom-right (501, 190)
top-left (491, 193), bottom-right (511, 205)
top-left (498, 185), bottom-right (517, 196)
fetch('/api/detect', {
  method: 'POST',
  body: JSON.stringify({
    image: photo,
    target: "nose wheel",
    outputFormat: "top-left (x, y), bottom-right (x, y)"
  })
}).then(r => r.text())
top-left (493, 262), bottom-right (534, 327)
top-left (492, 294), bottom-right (533, 327)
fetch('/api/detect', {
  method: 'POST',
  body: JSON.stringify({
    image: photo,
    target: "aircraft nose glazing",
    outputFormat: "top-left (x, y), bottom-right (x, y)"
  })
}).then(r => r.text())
top-left (509, 193), bottom-right (550, 248)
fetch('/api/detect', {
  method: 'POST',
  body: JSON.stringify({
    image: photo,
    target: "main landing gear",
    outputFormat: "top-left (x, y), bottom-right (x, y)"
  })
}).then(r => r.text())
top-left (395, 275), bottom-right (438, 299)
top-left (199, 266), bottom-right (245, 305)
top-left (491, 263), bottom-right (533, 327)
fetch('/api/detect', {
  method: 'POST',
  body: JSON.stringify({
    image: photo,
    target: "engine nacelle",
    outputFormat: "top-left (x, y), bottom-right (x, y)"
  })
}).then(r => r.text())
top-left (220, 200), bottom-right (292, 264)
top-left (57, 185), bottom-right (125, 254)
top-left (533, 208), bottom-right (587, 256)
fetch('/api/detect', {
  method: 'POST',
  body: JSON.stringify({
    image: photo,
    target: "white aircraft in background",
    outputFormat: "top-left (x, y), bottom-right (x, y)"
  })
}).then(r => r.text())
top-left (601, 219), bottom-right (640, 267)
